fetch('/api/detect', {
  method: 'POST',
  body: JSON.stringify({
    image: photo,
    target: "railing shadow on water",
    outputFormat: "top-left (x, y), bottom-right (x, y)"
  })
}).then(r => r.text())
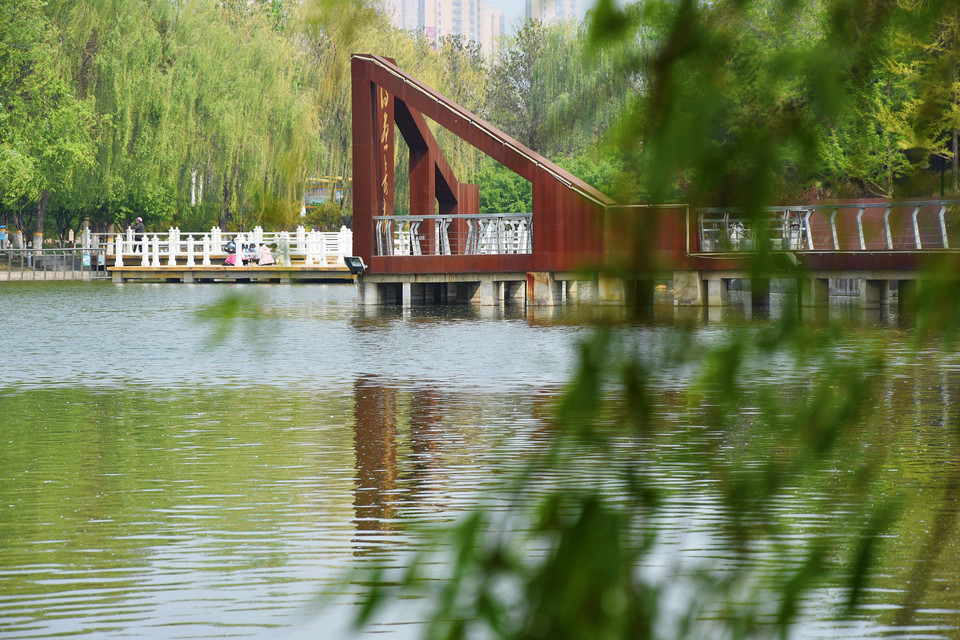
top-left (0, 248), bottom-right (109, 281)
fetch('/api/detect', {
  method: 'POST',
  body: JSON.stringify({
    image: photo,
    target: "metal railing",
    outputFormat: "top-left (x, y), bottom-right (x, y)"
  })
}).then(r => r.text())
top-left (373, 214), bottom-right (532, 257)
top-left (697, 200), bottom-right (960, 253)
top-left (1, 248), bottom-right (109, 281)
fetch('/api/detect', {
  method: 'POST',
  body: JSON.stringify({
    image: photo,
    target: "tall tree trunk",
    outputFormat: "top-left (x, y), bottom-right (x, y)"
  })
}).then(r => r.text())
top-left (954, 127), bottom-right (958, 195)
top-left (33, 188), bottom-right (49, 248)
top-left (219, 174), bottom-right (232, 231)
top-left (886, 81), bottom-right (893, 196)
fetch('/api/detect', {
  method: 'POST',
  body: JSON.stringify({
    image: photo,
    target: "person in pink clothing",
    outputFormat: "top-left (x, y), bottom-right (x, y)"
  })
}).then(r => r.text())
top-left (257, 243), bottom-right (275, 265)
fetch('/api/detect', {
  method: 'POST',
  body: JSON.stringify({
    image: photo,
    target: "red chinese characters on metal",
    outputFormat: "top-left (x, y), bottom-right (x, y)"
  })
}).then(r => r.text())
top-left (351, 53), bottom-right (619, 276)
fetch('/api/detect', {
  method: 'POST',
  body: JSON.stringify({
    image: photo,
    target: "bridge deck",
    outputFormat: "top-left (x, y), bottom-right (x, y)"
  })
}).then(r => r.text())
top-left (109, 264), bottom-right (353, 284)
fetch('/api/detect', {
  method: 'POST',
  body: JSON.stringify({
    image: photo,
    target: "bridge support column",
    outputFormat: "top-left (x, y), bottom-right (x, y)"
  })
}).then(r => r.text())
top-left (504, 281), bottom-right (525, 304)
top-left (598, 273), bottom-right (626, 305)
top-left (567, 279), bottom-right (598, 305)
top-left (861, 279), bottom-right (889, 309)
top-left (402, 282), bottom-right (412, 307)
top-left (359, 280), bottom-right (381, 306)
top-left (673, 271), bottom-right (705, 306)
top-left (480, 278), bottom-right (498, 306)
top-left (527, 272), bottom-right (561, 306)
top-left (705, 278), bottom-right (727, 306)
top-left (799, 277), bottom-right (829, 307)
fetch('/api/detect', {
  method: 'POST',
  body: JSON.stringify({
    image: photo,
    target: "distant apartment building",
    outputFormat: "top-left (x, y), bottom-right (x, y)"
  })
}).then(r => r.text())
top-left (385, 0), bottom-right (505, 58)
top-left (525, 0), bottom-right (579, 23)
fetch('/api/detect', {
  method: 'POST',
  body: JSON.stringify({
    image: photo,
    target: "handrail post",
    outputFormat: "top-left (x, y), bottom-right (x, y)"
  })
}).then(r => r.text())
top-left (883, 207), bottom-right (892, 250)
top-left (202, 235), bottom-right (211, 266)
top-left (857, 207), bottom-right (866, 250)
top-left (280, 232), bottom-right (291, 266)
top-left (337, 226), bottom-right (350, 265)
top-left (804, 209), bottom-right (814, 250)
top-left (151, 236), bottom-right (161, 267)
top-left (830, 208), bottom-right (839, 250)
top-left (115, 236), bottom-right (124, 267)
top-left (167, 227), bottom-right (177, 266)
top-left (939, 205), bottom-right (949, 248)
top-left (912, 206), bottom-right (922, 249)
top-left (186, 236), bottom-right (196, 267)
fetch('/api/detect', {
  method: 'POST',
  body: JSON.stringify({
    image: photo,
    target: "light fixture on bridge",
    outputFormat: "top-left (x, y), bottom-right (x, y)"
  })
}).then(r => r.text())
top-left (344, 256), bottom-right (367, 276)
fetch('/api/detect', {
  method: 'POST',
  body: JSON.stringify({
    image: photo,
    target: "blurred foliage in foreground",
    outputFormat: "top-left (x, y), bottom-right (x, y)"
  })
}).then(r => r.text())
top-left (343, 1), bottom-right (960, 638)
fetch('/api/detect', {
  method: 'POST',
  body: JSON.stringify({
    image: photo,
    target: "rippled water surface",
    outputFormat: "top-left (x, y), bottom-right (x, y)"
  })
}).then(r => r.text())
top-left (1, 282), bottom-right (959, 639)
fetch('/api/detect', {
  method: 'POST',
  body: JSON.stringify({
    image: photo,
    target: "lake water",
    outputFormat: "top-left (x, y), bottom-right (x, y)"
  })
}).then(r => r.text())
top-left (1, 282), bottom-right (959, 639)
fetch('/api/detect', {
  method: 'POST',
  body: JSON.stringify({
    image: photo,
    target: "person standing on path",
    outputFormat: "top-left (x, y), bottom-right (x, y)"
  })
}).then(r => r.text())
top-left (133, 217), bottom-right (145, 252)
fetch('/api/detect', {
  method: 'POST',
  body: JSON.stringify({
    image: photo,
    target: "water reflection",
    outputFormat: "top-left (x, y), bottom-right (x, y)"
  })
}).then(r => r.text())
top-left (1, 283), bottom-right (960, 638)
top-left (353, 376), bottom-right (400, 538)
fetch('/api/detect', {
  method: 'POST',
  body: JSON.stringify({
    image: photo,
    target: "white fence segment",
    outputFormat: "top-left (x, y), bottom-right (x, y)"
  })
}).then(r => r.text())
top-left (84, 225), bottom-right (353, 267)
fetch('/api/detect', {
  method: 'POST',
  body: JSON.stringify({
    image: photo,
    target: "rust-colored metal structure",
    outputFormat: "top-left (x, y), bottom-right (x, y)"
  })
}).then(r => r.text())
top-left (352, 54), bottom-right (960, 309)
top-left (351, 54), bottom-right (616, 277)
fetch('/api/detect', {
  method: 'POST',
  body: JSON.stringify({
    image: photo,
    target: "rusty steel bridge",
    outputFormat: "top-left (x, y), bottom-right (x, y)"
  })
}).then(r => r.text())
top-left (351, 54), bottom-right (960, 309)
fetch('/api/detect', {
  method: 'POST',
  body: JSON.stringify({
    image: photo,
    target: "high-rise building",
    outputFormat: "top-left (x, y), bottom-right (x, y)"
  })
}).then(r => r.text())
top-left (525, 0), bottom-right (579, 23)
top-left (480, 4), bottom-right (504, 57)
top-left (384, 0), bottom-right (504, 58)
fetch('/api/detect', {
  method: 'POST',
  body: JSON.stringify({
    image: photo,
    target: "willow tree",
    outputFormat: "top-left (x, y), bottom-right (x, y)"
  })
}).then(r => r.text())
top-left (301, 0), bottom-right (487, 218)
top-left (160, 0), bottom-right (319, 231)
top-left (0, 0), bottom-right (94, 246)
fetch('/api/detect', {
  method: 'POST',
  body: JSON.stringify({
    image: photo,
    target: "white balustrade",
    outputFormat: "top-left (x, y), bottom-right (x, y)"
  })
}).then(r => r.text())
top-left (88, 225), bottom-right (352, 268)
top-left (279, 232), bottom-right (291, 266)
top-left (296, 226), bottom-right (307, 255)
top-left (167, 227), bottom-right (177, 266)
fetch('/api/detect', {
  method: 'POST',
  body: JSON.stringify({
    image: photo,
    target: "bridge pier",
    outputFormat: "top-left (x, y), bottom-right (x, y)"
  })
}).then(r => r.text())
top-left (798, 277), bottom-right (830, 307)
top-left (526, 272), bottom-right (562, 306)
top-left (860, 279), bottom-right (892, 309)
top-left (705, 278), bottom-right (728, 306)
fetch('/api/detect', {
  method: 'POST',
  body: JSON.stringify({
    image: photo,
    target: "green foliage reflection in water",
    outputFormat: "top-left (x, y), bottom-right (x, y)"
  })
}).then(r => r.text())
top-left (349, 319), bottom-right (945, 639)
top-left (345, 0), bottom-right (960, 638)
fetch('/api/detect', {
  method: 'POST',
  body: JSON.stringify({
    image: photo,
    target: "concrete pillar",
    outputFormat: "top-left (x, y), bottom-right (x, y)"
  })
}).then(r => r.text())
top-left (569, 279), bottom-right (598, 305)
top-left (480, 279), bottom-right (498, 306)
top-left (799, 277), bottom-right (829, 307)
top-left (598, 273), bottom-right (625, 305)
top-left (673, 271), bottom-right (704, 306)
top-left (880, 280), bottom-right (891, 306)
top-left (861, 279), bottom-right (884, 309)
top-left (359, 280), bottom-right (380, 305)
top-left (527, 272), bottom-right (561, 306)
top-left (705, 278), bottom-right (727, 307)
top-left (505, 281), bottom-right (525, 304)
top-left (402, 281), bottom-right (412, 308)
